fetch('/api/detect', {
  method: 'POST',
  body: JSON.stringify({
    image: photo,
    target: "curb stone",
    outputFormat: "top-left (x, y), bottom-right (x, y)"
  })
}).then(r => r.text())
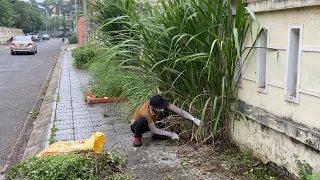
top-left (22, 48), bottom-right (64, 160)
top-left (22, 44), bottom-right (79, 160)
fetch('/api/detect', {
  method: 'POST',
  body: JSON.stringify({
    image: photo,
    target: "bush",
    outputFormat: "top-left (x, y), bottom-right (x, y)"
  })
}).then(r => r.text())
top-left (91, 0), bottom-right (262, 143)
top-left (71, 45), bottom-right (96, 68)
top-left (68, 34), bottom-right (78, 44)
top-left (90, 59), bottom-right (156, 115)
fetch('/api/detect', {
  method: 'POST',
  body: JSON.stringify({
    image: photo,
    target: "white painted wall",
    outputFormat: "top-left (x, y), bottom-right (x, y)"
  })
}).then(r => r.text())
top-left (233, 5), bottom-right (320, 177)
top-left (240, 6), bottom-right (320, 129)
top-left (0, 27), bottom-right (24, 44)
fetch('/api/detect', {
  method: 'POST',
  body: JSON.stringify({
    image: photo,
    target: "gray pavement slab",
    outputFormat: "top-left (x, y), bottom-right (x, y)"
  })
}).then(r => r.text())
top-left (50, 48), bottom-right (222, 180)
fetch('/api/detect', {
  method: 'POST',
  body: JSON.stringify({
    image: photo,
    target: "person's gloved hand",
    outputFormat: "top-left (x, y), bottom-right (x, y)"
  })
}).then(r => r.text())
top-left (192, 117), bottom-right (201, 126)
top-left (170, 132), bottom-right (179, 140)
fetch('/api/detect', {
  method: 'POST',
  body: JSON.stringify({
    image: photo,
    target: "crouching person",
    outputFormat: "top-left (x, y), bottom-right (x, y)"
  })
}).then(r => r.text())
top-left (130, 95), bottom-right (201, 147)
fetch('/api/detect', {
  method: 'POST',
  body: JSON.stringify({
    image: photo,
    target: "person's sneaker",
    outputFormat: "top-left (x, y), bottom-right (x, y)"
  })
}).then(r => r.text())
top-left (133, 137), bottom-right (142, 147)
top-left (152, 134), bottom-right (169, 140)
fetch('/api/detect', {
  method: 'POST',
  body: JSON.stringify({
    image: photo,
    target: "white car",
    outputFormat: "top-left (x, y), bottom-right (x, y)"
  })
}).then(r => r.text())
top-left (10, 36), bottom-right (37, 55)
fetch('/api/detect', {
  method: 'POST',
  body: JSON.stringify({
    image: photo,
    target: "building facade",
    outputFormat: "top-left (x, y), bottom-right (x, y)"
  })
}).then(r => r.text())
top-left (232, 0), bottom-right (320, 177)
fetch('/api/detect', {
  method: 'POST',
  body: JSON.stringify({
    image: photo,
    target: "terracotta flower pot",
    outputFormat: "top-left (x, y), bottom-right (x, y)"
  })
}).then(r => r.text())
top-left (84, 89), bottom-right (128, 104)
top-left (87, 96), bottom-right (128, 104)
top-left (76, 66), bottom-right (84, 69)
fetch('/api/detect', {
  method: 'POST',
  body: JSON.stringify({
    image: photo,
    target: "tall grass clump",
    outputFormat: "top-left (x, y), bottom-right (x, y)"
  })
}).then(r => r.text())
top-left (91, 0), bottom-right (261, 144)
top-left (72, 44), bottom-right (97, 68)
top-left (87, 37), bottom-right (157, 114)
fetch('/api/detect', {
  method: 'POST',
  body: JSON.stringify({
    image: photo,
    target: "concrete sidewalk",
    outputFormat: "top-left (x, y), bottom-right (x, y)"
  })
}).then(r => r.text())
top-left (53, 49), bottom-right (132, 150)
top-left (23, 48), bottom-right (221, 180)
top-left (54, 49), bottom-right (198, 180)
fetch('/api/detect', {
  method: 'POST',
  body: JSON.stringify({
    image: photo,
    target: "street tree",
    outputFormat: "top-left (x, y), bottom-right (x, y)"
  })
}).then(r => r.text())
top-left (12, 1), bottom-right (44, 33)
top-left (0, 0), bottom-right (13, 27)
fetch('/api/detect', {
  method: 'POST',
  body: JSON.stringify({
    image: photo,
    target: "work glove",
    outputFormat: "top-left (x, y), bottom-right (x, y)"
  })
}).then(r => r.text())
top-left (170, 132), bottom-right (180, 140)
top-left (191, 117), bottom-right (201, 126)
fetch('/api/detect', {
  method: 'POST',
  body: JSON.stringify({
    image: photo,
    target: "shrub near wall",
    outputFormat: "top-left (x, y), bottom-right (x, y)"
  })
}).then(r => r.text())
top-left (91, 0), bottom-right (262, 143)
top-left (71, 45), bottom-right (96, 68)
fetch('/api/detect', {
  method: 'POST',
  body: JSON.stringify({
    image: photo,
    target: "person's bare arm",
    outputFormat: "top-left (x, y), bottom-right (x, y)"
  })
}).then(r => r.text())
top-left (167, 104), bottom-right (201, 126)
top-left (148, 123), bottom-right (179, 139)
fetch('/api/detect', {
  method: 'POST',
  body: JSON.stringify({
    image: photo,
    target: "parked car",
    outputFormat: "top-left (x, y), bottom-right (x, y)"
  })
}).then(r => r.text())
top-left (37, 34), bottom-right (43, 41)
top-left (58, 34), bottom-right (66, 38)
top-left (42, 34), bottom-right (50, 40)
top-left (10, 36), bottom-right (37, 55)
top-left (28, 34), bottom-right (41, 42)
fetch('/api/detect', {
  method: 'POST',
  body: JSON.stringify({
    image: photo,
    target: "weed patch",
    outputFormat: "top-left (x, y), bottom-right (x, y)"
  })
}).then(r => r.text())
top-left (178, 144), bottom-right (289, 180)
top-left (8, 150), bottom-right (128, 180)
top-left (296, 160), bottom-right (320, 180)
top-left (49, 115), bottom-right (58, 144)
top-left (89, 60), bottom-right (156, 115)
top-left (31, 109), bottom-right (40, 119)
top-left (56, 92), bottom-right (60, 102)
top-left (71, 45), bottom-right (96, 68)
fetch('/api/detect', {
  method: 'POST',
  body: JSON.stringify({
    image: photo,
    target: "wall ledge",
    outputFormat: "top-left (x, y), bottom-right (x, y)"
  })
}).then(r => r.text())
top-left (247, 0), bottom-right (320, 13)
top-left (238, 100), bottom-right (320, 151)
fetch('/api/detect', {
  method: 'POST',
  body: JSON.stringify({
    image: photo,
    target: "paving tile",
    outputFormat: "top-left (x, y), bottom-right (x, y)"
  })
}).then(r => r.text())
top-left (55, 120), bottom-right (73, 125)
top-left (55, 109), bottom-right (72, 115)
top-left (73, 114), bottom-right (91, 120)
top-left (93, 124), bottom-right (114, 132)
top-left (74, 126), bottom-right (94, 134)
top-left (74, 122), bottom-right (94, 129)
top-left (54, 134), bottom-right (74, 142)
top-left (55, 123), bottom-right (73, 130)
top-left (115, 128), bottom-right (132, 135)
top-left (113, 123), bottom-right (130, 130)
top-left (74, 132), bottom-right (94, 140)
top-left (55, 128), bottom-right (74, 135)
top-left (55, 115), bottom-right (73, 121)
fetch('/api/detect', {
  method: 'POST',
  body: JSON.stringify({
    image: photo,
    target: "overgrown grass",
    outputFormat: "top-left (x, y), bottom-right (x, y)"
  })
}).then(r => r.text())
top-left (179, 145), bottom-right (288, 179)
top-left (68, 33), bottom-right (78, 44)
top-left (71, 45), bottom-right (97, 68)
top-left (221, 148), bottom-right (279, 179)
top-left (49, 115), bottom-right (58, 144)
top-left (89, 0), bottom-right (261, 143)
top-left (31, 109), bottom-right (40, 119)
top-left (8, 150), bottom-right (128, 180)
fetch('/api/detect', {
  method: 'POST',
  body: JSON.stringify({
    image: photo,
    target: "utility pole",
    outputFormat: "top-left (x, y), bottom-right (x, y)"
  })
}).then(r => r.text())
top-left (83, 0), bottom-right (87, 44)
top-left (74, 0), bottom-right (78, 37)
top-left (46, 9), bottom-right (48, 34)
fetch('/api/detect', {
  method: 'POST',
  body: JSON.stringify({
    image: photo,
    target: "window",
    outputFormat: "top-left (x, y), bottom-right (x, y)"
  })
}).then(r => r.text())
top-left (285, 25), bottom-right (302, 102)
top-left (257, 28), bottom-right (268, 93)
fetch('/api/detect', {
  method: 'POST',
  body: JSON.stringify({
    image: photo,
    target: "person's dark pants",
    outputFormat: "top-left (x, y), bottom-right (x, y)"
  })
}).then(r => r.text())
top-left (131, 117), bottom-right (149, 138)
top-left (131, 108), bottom-right (169, 138)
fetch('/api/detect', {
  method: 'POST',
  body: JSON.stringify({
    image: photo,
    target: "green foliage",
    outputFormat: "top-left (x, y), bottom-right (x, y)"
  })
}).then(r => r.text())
top-left (12, 1), bottom-right (44, 33)
top-left (297, 160), bottom-right (320, 180)
top-left (89, 55), bottom-right (156, 114)
top-left (71, 45), bottom-right (96, 67)
top-left (91, 0), bottom-right (261, 143)
top-left (69, 33), bottom-right (78, 44)
top-left (31, 109), bottom-right (40, 118)
top-left (0, 0), bottom-right (13, 27)
top-left (8, 151), bottom-right (128, 180)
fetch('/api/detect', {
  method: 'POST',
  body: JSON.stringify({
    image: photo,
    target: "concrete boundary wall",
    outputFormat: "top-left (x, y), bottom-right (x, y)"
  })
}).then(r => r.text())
top-left (0, 27), bottom-right (24, 44)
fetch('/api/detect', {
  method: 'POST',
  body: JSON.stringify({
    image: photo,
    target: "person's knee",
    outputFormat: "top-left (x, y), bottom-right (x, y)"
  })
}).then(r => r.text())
top-left (136, 117), bottom-right (148, 126)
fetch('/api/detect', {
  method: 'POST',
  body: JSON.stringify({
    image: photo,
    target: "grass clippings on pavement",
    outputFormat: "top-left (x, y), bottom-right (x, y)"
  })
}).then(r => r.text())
top-left (178, 144), bottom-right (290, 180)
top-left (8, 150), bottom-right (129, 180)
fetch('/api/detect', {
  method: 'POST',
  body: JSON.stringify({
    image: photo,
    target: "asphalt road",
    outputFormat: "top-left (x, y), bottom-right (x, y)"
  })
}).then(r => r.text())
top-left (0, 39), bottom-right (62, 170)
